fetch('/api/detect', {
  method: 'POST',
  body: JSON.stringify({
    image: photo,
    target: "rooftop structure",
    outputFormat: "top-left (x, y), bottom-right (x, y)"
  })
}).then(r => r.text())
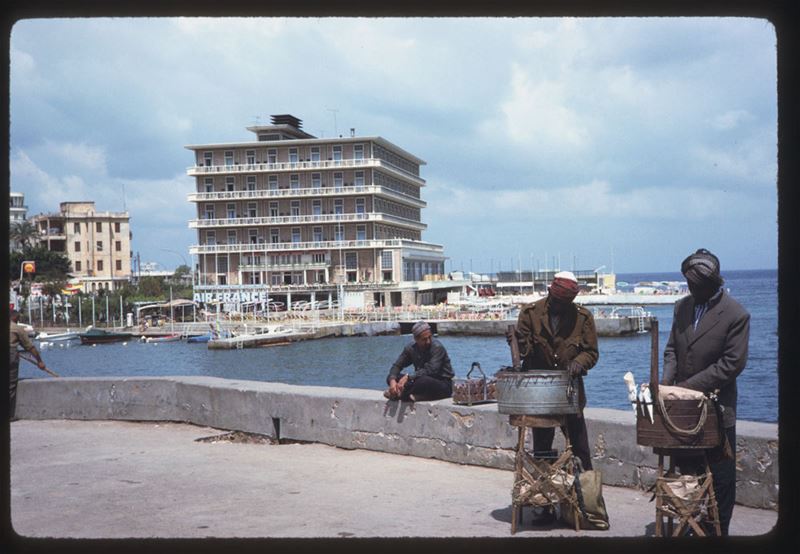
top-left (10, 191), bottom-right (28, 223)
top-left (186, 114), bottom-right (459, 311)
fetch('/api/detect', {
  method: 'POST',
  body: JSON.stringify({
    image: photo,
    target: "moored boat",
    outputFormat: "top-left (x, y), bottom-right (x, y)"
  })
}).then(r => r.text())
top-left (78, 327), bottom-right (134, 345)
top-left (36, 330), bottom-right (80, 342)
top-left (145, 334), bottom-right (182, 343)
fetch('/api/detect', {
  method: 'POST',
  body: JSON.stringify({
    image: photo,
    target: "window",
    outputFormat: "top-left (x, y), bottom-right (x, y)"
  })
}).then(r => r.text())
top-left (345, 252), bottom-right (358, 270)
top-left (355, 198), bottom-right (366, 214)
top-left (355, 171), bottom-right (365, 187)
top-left (227, 203), bottom-right (236, 219)
top-left (205, 204), bottom-right (215, 219)
top-left (334, 172), bottom-right (343, 188)
top-left (206, 231), bottom-right (216, 245)
top-left (311, 173), bottom-right (321, 188)
top-left (289, 148), bottom-right (299, 163)
top-left (114, 222), bottom-right (121, 233)
top-left (270, 229), bottom-right (280, 244)
top-left (381, 251), bottom-right (393, 269)
top-left (312, 199), bottom-right (322, 215)
top-left (313, 226), bottom-right (323, 241)
top-left (334, 226), bottom-right (344, 241)
top-left (354, 144), bottom-right (364, 160)
top-left (249, 229), bottom-right (258, 244)
top-left (96, 222), bottom-right (102, 232)
top-left (312, 253), bottom-right (326, 263)
top-left (224, 151), bottom-right (234, 166)
top-left (246, 150), bottom-right (255, 164)
top-left (96, 240), bottom-right (103, 252)
top-left (75, 261), bottom-right (82, 272)
top-left (290, 175), bottom-right (299, 190)
top-left (116, 260), bottom-right (122, 271)
top-left (334, 199), bottom-right (344, 215)
top-left (227, 230), bottom-right (237, 244)
top-left (204, 178), bottom-right (214, 192)
top-left (247, 202), bottom-right (257, 217)
top-left (311, 147), bottom-right (320, 162)
top-left (74, 241), bottom-right (81, 252)
top-left (291, 227), bottom-right (301, 243)
top-left (226, 177), bottom-right (235, 191)
top-left (269, 202), bottom-right (279, 217)
top-left (74, 222), bottom-right (81, 234)
top-left (268, 149), bottom-right (277, 164)
top-left (115, 240), bottom-right (121, 252)
top-left (203, 152), bottom-right (213, 166)
top-left (246, 176), bottom-right (256, 191)
top-left (333, 145), bottom-right (342, 161)
top-left (290, 200), bottom-right (300, 216)
top-left (268, 175), bottom-right (278, 190)
top-left (356, 225), bottom-right (366, 241)
top-left (97, 260), bottom-right (104, 272)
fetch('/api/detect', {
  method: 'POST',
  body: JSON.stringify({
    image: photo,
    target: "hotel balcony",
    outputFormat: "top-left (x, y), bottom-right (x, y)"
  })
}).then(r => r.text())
top-left (187, 184), bottom-right (425, 207)
top-left (237, 261), bottom-right (330, 272)
top-left (190, 238), bottom-right (444, 256)
top-left (188, 212), bottom-right (427, 231)
top-left (186, 157), bottom-right (425, 186)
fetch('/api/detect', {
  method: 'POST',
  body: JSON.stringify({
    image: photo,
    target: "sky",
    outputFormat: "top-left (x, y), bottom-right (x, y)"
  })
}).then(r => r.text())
top-left (9, 17), bottom-right (778, 274)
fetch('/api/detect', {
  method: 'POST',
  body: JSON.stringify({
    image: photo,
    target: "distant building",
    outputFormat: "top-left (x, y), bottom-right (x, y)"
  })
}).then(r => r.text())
top-left (29, 201), bottom-right (133, 293)
top-left (9, 191), bottom-right (27, 223)
top-left (9, 191), bottom-right (29, 251)
top-left (185, 114), bottom-right (460, 310)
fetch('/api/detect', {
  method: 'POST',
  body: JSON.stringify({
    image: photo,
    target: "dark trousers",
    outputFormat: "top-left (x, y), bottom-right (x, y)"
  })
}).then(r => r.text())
top-left (532, 412), bottom-right (593, 471)
top-left (676, 425), bottom-right (737, 536)
top-left (400, 375), bottom-right (452, 402)
top-left (9, 354), bottom-right (20, 419)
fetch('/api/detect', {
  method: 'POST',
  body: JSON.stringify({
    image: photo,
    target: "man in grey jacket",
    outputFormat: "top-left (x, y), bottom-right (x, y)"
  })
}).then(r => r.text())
top-left (661, 248), bottom-right (750, 536)
top-left (384, 321), bottom-right (454, 402)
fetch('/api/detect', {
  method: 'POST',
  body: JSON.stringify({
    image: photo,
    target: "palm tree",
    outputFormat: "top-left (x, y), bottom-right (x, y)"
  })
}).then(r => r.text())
top-left (9, 220), bottom-right (40, 251)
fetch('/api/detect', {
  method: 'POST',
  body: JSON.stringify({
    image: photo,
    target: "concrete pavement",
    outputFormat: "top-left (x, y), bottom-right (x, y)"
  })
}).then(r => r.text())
top-left (9, 419), bottom-right (777, 539)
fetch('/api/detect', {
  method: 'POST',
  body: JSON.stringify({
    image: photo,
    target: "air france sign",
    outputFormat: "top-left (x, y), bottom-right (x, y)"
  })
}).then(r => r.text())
top-left (193, 291), bottom-right (271, 304)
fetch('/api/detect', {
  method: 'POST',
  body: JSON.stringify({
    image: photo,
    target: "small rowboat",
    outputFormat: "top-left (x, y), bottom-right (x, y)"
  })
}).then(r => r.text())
top-left (145, 334), bottom-right (182, 343)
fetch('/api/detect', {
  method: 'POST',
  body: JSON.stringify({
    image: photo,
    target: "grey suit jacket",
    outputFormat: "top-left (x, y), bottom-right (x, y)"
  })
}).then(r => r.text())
top-left (662, 290), bottom-right (750, 428)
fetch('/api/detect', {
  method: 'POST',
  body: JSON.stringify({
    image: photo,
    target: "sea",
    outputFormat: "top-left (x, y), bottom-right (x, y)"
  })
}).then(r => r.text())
top-left (20, 269), bottom-right (778, 424)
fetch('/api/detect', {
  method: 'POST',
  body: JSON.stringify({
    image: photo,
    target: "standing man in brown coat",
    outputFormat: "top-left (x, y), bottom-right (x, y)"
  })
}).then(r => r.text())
top-left (9, 309), bottom-right (46, 420)
top-left (662, 249), bottom-right (750, 536)
top-left (510, 271), bottom-right (599, 471)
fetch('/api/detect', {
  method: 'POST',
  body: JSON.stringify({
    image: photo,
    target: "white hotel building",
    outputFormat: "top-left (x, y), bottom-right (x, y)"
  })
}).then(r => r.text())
top-left (186, 114), bottom-right (461, 309)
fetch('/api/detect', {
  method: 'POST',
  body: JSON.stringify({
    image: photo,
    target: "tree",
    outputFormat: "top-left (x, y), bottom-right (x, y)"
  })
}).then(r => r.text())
top-left (8, 245), bottom-right (72, 281)
top-left (9, 220), bottom-right (39, 251)
top-left (172, 264), bottom-right (191, 282)
top-left (137, 276), bottom-right (164, 298)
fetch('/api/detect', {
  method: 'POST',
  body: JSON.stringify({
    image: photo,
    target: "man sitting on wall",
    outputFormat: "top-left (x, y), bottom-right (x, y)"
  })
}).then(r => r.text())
top-left (384, 321), bottom-right (454, 402)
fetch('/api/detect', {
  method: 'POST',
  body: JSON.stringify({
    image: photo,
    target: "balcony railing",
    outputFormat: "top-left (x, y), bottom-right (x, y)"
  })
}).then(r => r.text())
top-left (187, 184), bottom-right (424, 206)
top-left (190, 238), bottom-right (445, 256)
top-left (237, 261), bottom-right (330, 272)
top-left (187, 157), bottom-right (424, 185)
top-left (189, 212), bottom-right (426, 230)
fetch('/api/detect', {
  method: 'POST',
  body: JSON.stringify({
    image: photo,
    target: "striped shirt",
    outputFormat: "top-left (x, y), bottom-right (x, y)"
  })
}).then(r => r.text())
top-left (693, 288), bottom-right (723, 330)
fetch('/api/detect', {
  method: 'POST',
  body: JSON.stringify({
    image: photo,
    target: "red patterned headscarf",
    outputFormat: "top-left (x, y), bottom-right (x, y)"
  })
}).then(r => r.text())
top-left (549, 271), bottom-right (579, 302)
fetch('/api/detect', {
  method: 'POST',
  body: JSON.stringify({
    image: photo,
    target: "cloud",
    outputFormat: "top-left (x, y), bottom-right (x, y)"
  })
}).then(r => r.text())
top-left (710, 109), bottom-right (755, 131)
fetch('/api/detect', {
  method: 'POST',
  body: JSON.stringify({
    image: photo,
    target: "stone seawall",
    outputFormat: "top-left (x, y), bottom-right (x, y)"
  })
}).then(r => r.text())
top-left (16, 376), bottom-right (778, 510)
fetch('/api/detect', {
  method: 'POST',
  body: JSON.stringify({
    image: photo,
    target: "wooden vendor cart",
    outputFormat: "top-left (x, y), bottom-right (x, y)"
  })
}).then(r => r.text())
top-left (636, 321), bottom-right (723, 537)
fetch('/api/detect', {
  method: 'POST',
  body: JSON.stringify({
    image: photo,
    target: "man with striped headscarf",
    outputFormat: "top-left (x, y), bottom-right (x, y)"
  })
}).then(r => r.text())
top-left (662, 248), bottom-right (750, 536)
top-left (511, 271), bottom-right (599, 470)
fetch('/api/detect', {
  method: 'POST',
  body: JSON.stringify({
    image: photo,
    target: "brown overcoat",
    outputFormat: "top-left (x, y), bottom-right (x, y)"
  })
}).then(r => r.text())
top-left (514, 297), bottom-right (599, 409)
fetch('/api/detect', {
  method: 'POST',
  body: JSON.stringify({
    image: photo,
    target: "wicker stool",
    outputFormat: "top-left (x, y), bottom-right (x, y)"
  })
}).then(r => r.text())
top-left (508, 414), bottom-right (582, 534)
top-left (653, 448), bottom-right (722, 537)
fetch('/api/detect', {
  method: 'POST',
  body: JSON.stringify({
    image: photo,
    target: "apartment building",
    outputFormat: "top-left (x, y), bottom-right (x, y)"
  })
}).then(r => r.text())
top-left (30, 201), bottom-right (133, 293)
top-left (186, 114), bottom-right (458, 309)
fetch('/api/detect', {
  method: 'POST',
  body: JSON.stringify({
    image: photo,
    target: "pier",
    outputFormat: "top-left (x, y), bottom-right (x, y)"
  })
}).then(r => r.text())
top-left (14, 377), bottom-right (778, 519)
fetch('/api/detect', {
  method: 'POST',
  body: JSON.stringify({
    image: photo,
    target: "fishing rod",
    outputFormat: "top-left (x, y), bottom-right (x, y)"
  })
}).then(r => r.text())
top-left (18, 351), bottom-right (60, 377)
